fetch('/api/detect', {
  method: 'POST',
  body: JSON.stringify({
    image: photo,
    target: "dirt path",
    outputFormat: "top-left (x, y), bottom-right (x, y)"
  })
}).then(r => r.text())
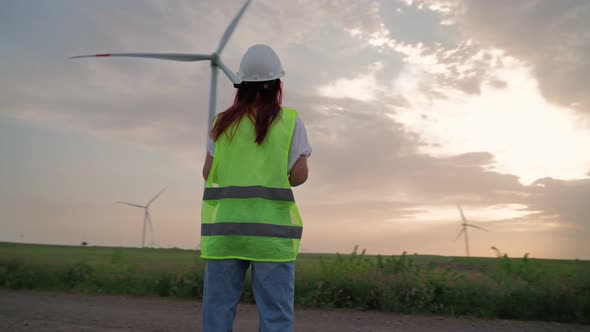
top-left (0, 289), bottom-right (588, 332)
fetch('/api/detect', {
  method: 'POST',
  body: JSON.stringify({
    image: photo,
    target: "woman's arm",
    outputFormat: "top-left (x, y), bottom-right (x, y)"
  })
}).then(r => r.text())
top-left (202, 153), bottom-right (213, 181)
top-left (289, 155), bottom-right (308, 187)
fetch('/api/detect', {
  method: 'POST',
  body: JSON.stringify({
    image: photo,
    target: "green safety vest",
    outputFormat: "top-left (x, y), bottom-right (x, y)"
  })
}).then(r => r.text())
top-left (201, 108), bottom-right (303, 262)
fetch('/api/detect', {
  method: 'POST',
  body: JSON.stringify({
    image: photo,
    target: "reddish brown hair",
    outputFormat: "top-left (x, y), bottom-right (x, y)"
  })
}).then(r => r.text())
top-left (211, 79), bottom-right (283, 144)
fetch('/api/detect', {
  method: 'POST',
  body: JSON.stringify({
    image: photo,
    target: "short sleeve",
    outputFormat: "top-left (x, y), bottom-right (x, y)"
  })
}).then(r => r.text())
top-left (288, 116), bottom-right (312, 171)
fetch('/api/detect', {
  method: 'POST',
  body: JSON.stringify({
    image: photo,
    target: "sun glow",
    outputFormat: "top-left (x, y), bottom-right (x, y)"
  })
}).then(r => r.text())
top-left (393, 60), bottom-right (590, 185)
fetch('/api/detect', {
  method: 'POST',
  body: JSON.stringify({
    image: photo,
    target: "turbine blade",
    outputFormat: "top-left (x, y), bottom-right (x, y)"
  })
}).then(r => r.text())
top-left (216, 0), bottom-right (252, 54)
top-left (457, 203), bottom-right (467, 223)
top-left (217, 58), bottom-right (241, 84)
top-left (466, 224), bottom-right (488, 231)
top-left (455, 228), bottom-right (465, 241)
top-left (117, 201), bottom-right (145, 208)
top-left (70, 53), bottom-right (212, 62)
top-left (147, 187), bottom-right (167, 207)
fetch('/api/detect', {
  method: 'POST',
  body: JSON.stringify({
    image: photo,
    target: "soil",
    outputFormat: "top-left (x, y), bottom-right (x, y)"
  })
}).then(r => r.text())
top-left (1, 289), bottom-right (588, 331)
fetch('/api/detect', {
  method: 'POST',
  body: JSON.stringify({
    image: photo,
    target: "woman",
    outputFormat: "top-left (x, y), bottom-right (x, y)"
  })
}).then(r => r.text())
top-left (201, 44), bottom-right (311, 332)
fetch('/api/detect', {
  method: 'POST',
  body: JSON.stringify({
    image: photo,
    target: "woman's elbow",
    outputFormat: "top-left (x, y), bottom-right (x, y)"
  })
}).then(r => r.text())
top-left (290, 173), bottom-right (307, 187)
top-left (289, 156), bottom-right (309, 187)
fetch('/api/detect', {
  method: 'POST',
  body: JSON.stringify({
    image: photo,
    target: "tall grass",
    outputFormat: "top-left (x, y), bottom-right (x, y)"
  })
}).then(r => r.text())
top-left (1, 243), bottom-right (589, 324)
top-left (0, 245), bottom-right (205, 298)
top-left (294, 245), bottom-right (590, 323)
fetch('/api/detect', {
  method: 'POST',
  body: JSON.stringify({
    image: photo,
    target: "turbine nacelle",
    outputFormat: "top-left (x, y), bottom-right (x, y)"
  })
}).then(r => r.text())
top-left (210, 52), bottom-right (220, 63)
top-left (210, 52), bottom-right (241, 85)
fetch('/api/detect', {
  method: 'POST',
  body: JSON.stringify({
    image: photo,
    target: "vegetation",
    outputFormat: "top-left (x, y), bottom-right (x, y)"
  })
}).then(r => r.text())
top-left (1, 242), bottom-right (589, 324)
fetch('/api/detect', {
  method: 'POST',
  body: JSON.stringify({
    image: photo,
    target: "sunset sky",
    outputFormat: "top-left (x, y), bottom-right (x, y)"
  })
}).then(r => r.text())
top-left (2, 0), bottom-right (589, 259)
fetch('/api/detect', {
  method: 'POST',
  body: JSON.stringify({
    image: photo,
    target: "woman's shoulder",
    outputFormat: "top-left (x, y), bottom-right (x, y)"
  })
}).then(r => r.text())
top-left (281, 107), bottom-right (299, 117)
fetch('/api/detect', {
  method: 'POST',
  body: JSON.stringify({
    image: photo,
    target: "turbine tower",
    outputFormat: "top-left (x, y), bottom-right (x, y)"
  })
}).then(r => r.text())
top-left (118, 188), bottom-right (166, 248)
top-left (70, 0), bottom-right (252, 135)
top-left (455, 204), bottom-right (488, 257)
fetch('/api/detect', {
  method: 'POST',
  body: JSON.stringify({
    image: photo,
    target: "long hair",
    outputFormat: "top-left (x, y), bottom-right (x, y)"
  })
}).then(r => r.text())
top-left (211, 79), bottom-right (283, 144)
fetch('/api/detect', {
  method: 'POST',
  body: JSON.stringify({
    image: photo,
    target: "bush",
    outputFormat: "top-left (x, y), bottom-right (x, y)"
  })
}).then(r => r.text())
top-left (63, 262), bottom-right (95, 288)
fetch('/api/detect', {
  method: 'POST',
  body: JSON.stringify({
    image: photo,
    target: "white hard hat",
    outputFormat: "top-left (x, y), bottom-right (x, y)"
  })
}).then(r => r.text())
top-left (237, 44), bottom-right (284, 82)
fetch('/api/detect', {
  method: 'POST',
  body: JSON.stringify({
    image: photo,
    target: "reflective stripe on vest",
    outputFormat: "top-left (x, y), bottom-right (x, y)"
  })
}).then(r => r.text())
top-left (203, 186), bottom-right (295, 201)
top-left (202, 222), bottom-right (303, 239)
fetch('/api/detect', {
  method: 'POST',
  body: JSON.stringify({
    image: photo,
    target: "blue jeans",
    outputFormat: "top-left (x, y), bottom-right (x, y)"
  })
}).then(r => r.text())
top-left (202, 259), bottom-right (295, 332)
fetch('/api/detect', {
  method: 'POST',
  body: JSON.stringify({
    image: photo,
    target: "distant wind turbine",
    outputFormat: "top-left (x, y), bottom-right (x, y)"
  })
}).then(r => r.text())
top-left (118, 188), bottom-right (167, 248)
top-left (455, 204), bottom-right (488, 257)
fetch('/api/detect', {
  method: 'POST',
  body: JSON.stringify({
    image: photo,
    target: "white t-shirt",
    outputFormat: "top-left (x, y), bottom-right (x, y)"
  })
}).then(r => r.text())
top-left (207, 116), bottom-right (312, 171)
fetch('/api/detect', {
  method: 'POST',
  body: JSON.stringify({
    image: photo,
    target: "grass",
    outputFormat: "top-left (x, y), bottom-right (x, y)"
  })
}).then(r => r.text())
top-left (1, 242), bottom-right (589, 324)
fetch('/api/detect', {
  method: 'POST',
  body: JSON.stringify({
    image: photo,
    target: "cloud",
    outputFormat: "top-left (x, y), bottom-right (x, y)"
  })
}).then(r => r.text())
top-left (432, 0), bottom-right (590, 118)
top-left (333, 1), bottom-right (590, 186)
top-left (317, 62), bottom-right (386, 102)
top-left (295, 94), bottom-right (527, 208)
top-left (391, 59), bottom-right (590, 185)
top-left (527, 177), bottom-right (590, 227)
top-left (351, 0), bottom-right (590, 124)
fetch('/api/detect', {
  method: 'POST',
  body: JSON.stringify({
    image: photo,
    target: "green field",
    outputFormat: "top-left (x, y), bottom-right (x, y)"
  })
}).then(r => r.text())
top-left (1, 242), bottom-right (589, 324)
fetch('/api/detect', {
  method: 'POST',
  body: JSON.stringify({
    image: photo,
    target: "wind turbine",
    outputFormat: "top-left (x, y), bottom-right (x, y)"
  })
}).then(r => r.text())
top-left (455, 203), bottom-right (488, 257)
top-left (118, 188), bottom-right (166, 248)
top-left (70, 0), bottom-right (252, 135)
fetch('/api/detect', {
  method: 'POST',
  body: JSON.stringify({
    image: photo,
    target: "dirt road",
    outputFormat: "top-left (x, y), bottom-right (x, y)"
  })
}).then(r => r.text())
top-left (0, 289), bottom-right (588, 331)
